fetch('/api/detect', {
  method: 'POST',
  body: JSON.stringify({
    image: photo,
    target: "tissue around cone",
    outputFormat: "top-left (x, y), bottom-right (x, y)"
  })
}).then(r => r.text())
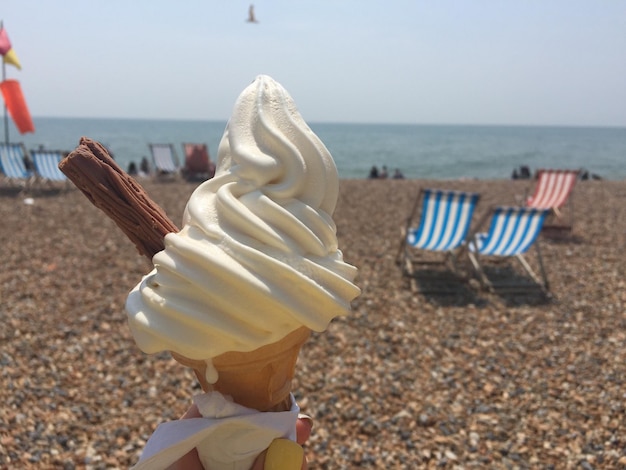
top-left (172, 327), bottom-right (311, 412)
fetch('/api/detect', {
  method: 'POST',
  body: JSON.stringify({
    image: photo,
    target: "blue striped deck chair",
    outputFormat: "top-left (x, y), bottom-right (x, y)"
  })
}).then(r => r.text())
top-left (0, 143), bottom-right (33, 188)
top-left (466, 206), bottom-right (550, 291)
top-left (397, 189), bottom-right (480, 281)
top-left (148, 143), bottom-right (180, 179)
top-left (31, 149), bottom-right (69, 188)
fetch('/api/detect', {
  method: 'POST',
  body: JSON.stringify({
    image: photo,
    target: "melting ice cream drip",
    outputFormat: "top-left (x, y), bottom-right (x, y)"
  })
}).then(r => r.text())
top-left (204, 360), bottom-right (218, 384)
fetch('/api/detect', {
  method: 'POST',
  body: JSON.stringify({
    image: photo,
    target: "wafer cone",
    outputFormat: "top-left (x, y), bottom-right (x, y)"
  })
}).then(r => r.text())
top-left (172, 327), bottom-right (310, 412)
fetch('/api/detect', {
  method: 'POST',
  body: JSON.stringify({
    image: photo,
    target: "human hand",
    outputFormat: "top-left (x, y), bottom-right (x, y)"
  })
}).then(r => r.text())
top-left (166, 404), bottom-right (312, 470)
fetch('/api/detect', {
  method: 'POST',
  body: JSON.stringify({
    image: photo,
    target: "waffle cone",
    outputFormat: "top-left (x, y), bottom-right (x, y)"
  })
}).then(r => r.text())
top-left (172, 327), bottom-right (310, 412)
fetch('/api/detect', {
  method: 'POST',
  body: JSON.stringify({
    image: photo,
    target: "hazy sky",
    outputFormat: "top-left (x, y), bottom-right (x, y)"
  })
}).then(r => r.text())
top-left (3, 1), bottom-right (625, 127)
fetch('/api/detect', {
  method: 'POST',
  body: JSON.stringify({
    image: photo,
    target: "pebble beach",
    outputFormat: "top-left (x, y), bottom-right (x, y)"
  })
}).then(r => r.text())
top-left (1, 177), bottom-right (625, 469)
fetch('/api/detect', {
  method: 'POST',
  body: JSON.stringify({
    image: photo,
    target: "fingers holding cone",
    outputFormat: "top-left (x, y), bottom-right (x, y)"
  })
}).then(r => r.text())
top-left (253, 415), bottom-right (312, 470)
top-left (253, 439), bottom-right (305, 470)
top-left (295, 414), bottom-right (313, 445)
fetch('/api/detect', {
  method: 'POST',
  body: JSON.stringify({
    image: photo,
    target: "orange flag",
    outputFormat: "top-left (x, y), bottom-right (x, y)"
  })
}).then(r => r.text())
top-left (1, 80), bottom-right (35, 134)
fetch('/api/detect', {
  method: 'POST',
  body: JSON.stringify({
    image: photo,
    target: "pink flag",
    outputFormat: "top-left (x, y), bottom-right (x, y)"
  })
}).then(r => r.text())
top-left (0, 27), bottom-right (12, 56)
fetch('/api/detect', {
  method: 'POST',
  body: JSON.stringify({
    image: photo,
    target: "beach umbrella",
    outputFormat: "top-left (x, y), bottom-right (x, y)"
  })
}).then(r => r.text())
top-left (1, 79), bottom-right (34, 134)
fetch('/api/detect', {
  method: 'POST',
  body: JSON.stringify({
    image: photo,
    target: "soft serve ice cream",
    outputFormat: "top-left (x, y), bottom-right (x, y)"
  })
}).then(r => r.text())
top-left (126, 75), bottom-right (360, 385)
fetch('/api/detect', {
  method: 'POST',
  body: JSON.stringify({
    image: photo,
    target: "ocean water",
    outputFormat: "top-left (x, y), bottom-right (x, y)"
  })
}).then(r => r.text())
top-left (8, 117), bottom-right (626, 180)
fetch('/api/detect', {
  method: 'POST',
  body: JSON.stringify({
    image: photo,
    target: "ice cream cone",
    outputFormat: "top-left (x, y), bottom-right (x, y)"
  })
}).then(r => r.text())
top-left (172, 327), bottom-right (310, 412)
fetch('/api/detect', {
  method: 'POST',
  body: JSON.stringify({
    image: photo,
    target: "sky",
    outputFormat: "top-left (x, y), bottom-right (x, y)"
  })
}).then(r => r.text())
top-left (3, 1), bottom-right (626, 127)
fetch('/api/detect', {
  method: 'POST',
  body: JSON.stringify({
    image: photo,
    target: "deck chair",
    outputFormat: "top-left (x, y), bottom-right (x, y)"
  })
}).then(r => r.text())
top-left (148, 143), bottom-right (180, 179)
top-left (0, 143), bottom-right (33, 188)
top-left (465, 206), bottom-right (550, 292)
top-left (181, 143), bottom-right (215, 182)
top-left (526, 169), bottom-right (579, 232)
top-left (31, 149), bottom-right (69, 189)
top-left (397, 189), bottom-right (480, 287)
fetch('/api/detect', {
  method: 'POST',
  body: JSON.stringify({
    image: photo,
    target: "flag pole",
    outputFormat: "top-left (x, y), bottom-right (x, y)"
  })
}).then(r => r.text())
top-left (1, 20), bottom-right (9, 144)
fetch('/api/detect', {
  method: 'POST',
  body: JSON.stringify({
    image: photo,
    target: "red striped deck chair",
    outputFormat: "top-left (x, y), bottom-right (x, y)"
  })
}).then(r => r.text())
top-left (181, 143), bottom-right (216, 182)
top-left (526, 169), bottom-right (579, 232)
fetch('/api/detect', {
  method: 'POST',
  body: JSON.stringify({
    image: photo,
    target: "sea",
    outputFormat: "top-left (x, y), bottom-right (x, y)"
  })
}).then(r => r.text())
top-left (9, 117), bottom-right (626, 180)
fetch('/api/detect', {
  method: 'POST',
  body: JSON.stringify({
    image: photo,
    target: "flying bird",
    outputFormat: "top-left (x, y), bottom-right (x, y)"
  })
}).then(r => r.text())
top-left (247, 4), bottom-right (259, 23)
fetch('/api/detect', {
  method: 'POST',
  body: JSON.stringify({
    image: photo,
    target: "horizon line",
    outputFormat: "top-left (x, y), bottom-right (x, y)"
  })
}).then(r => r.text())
top-left (27, 115), bottom-right (626, 130)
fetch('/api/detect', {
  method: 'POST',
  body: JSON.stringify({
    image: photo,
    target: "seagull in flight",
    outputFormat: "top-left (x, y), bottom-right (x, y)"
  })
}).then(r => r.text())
top-left (247, 4), bottom-right (259, 23)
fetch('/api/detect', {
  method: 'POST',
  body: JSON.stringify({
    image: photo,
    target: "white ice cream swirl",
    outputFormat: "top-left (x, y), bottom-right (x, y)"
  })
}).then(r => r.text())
top-left (126, 76), bottom-right (360, 364)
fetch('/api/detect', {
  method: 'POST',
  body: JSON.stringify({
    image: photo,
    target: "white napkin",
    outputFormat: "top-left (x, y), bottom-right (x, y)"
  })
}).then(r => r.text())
top-left (131, 392), bottom-right (299, 470)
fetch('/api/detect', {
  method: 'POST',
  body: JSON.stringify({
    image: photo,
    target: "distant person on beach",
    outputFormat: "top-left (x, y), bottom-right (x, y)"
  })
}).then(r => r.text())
top-left (23, 154), bottom-right (34, 172)
top-left (368, 165), bottom-right (379, 179)
top-left (520, 165), bottom-right (531, 179)
top-left (392, 168), bottom-right (404, 179)
top-left (511, 165), bottom-right (531, 180)
top-left (379, 166), bottom-right (388, 179)
top-left (127, 162), bottom-right (138, 176)
top-left (580, 169), bottom-right (602, 180)
top-left (140, 157), bottom-right (150, 177)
